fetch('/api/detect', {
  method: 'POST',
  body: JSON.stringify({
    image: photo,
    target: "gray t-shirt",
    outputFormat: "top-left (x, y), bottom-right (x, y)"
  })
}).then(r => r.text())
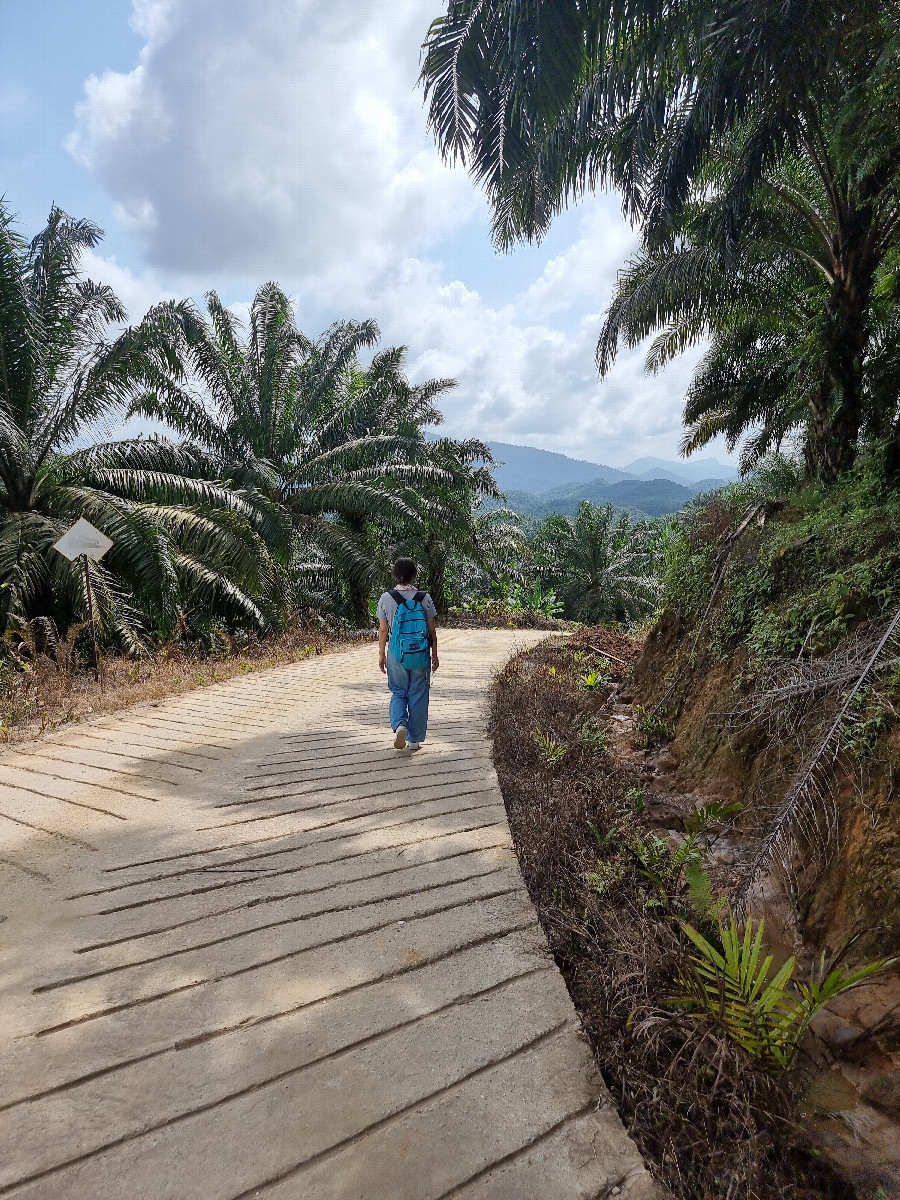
top-left (377, 586), bottom-right (437, 629)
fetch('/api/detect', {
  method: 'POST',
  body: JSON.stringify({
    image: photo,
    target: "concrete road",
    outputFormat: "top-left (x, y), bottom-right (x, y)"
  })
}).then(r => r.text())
top-left (0, 630), bottom-right (660, 1199)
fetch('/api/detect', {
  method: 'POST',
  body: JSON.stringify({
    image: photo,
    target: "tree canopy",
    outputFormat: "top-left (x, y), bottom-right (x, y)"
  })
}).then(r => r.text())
top-left (0, 204), bottom-right (533, 654)
top-left (420, 0), bottom-right (900, 481)
top-left (0, 207), bottom-right (278, 648)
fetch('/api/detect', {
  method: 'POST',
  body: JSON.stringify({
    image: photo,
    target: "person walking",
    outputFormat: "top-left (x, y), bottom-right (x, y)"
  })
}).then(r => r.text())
top-left (377, 558), bottom-right (439, 750)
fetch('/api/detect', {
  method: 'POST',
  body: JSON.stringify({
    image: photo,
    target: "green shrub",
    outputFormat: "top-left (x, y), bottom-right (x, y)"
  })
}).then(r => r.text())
top-left (673, 913), bottom-right (897, 1072)
top-left (579, 670), bottom-right (606, 691)
top-left (531, 728), bottom-right (567, 767)
top-left (662, 456), bottom-right (900, 668)
top-left (634, 703), bottom-right (676, 747)
top-left (508, 582), bottom-right (564, 617)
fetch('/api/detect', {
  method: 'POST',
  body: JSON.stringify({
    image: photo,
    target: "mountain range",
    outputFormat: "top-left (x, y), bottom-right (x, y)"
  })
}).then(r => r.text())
top-left (486, 442), bottom-right (738, 492)
top-left (484, 441), bottom-right (739, 519)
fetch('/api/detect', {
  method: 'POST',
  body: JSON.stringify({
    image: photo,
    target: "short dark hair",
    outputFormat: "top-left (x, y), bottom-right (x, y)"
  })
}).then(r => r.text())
top-left (392, 557), bottom-right (417, 585)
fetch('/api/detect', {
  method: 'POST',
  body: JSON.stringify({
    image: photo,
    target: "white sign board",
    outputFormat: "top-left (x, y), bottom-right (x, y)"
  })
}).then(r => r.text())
top-left (52, 518), bottom-right (113, 563)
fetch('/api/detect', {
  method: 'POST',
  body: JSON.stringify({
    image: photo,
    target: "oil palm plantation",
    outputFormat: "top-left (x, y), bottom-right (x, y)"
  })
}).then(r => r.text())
top-left (0, 205), bottom-right (279, 648)
top-left (135, 286), bottom-right (451, 619)
top-left (318, 369), bottom-right (519, 622)
top-left (535, 502), bottom-right (658, 624)
top-left (596, 147), bottom-right (900, 479)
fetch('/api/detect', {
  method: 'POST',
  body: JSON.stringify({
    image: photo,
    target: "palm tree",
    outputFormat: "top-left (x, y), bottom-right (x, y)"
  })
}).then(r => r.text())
top-left (420, 1), bottom-right (900, 480)
top-left (535, 502), bottom-right (658, 624)
top-left (323, 345), bottom-right (456, 623)
top-left (393, 437), bottom-right (523, 617)
top-left (596, 148), bottom-right (900, 479)
top-left (0, 205), bottom-right (277, 648)
top-left (420, 0), bottom-right (893, 245)
top-left (135, 286), bottom-right (451, 620)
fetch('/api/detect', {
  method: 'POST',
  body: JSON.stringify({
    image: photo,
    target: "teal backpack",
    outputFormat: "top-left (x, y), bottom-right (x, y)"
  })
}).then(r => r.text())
top-left (388, 589), bottom-right (431, 670)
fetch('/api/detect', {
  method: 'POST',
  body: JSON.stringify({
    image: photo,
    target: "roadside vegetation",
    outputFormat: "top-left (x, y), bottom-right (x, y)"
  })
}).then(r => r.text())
top-left (0, 621), bottom-right (349, 746)
top-left (490, 632), bottom-right (895, 1200)
top-left (642, 457), bottom-right (900, 958)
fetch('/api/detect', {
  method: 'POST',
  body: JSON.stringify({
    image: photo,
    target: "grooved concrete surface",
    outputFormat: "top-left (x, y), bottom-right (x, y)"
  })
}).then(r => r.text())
top-left (0, 630), bottom-right (660, 1200)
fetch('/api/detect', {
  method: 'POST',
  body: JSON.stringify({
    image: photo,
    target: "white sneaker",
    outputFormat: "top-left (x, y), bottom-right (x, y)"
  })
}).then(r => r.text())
top-left (393, 726), bottom-right (407, 749)
top-left (407, 741), bottom-right (421, 751)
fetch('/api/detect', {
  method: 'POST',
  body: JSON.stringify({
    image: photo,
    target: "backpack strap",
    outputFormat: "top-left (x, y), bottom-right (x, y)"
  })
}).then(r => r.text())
top-left (389, 588), bottom-right (426, 609)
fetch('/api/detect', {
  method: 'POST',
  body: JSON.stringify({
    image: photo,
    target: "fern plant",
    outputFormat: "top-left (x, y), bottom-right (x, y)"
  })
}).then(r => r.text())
top-left (632, 800), bottom-right (739, 902)
top-left (673, 911), bottom-right (897, 1071)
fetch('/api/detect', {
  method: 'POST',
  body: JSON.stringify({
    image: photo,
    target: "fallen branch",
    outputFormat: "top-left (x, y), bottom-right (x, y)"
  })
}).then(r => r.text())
top-left (587, 645), bottom-right (628, 666)
top-left (735, 604), bottom-right (900, 914)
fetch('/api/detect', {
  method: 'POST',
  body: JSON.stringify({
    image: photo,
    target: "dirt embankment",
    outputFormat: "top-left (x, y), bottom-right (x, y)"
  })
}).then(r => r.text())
top-left (489, 630), bottom-right (860, 1200)
top-left (628, 615), bottom-right (900, 1192)
top-left (630, 610), bottom-right (900, 953)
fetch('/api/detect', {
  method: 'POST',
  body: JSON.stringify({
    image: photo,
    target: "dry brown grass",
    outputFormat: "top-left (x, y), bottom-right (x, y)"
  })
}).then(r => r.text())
top-left (443, 607), bottom-right (568, 631)
top-left (489, 631), bottom-right (857, 1200)
top-left (0, 623), bottom-right (356, 749)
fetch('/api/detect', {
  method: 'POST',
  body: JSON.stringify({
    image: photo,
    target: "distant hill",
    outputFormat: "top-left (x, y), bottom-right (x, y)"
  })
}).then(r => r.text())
top-left (692, 478), bottom-right (731, 493)
top-left (630, 467), bottom-right (689, 484)
top-left (485, 441), bottom-right (739, 495)
top-left (622, 455), bottom-right (740, 484)
top-left (486, 442), bottom-right (631, 493)
top-left (479, 441), bottom-right (734, 519)
top-left (600, 478), bottom-right (699, 516)
top-left (502, 476), bottom-right (699, 519)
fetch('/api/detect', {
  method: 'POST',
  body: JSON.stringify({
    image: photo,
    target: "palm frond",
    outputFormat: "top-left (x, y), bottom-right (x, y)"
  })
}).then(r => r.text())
top-left (735, 606), bottom-right (900, 914)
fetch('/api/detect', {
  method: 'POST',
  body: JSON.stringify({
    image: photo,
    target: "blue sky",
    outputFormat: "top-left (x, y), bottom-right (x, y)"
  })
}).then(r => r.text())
top-left (1, 0), bottom-right (722, 467)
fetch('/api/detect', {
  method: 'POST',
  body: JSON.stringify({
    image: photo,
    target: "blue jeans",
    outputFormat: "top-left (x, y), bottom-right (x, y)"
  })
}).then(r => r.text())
top-left (386, 651), bottom-right (431, 743)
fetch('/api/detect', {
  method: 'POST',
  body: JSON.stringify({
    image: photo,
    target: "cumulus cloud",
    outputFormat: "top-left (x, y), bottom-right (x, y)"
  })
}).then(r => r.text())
top-left (68, 0), bottom-right (481, 283)
top-left (336, 203), bottom-right (704, 465)
top-left (67, 0), bottom-right (717, 465)
top-left (79, 213), bottom-right (704, 467)
top-left (392, 280), bottom-right (702, 466)
top-left (79, 248), bottom-right (175, 317)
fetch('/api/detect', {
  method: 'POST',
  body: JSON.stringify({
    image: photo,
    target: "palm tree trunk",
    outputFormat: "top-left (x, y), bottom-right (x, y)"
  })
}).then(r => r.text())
top-left (425, 538), bottom-right (451, 619)
top-left (344, 513), bottom-right (372, 626)
top-left (806, 217), bottom-right (879, 483)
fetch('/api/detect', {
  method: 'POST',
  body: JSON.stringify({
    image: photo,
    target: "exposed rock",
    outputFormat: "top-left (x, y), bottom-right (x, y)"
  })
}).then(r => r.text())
top-left (809, 1011), bottom-right (860, 1053)
top-left (859, 1068), bottom-right (900, 1118)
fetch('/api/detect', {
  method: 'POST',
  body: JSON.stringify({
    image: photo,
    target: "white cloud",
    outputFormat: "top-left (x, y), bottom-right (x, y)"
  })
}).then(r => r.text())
top-left (67, 0), bottom-right (721, 465)
top-left (79, 248), bottom-right (174, 318)
top-left (78, 220), bottom-right (706, 467)
top-left (343, 231), bottom-right (705, 466)
top-left (518, 203), bottom-right (637, 320)
top-left (68, 0), bottom-right (481, 284)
